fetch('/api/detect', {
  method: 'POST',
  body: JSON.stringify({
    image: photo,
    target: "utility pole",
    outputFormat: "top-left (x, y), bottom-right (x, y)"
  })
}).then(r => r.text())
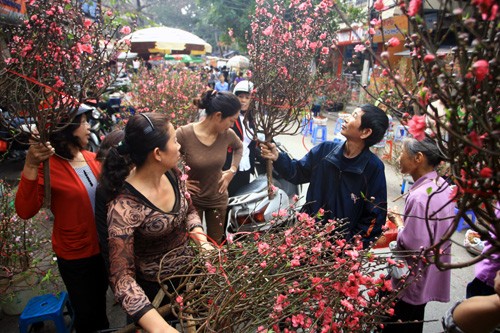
top-left (359, 0), bottom-right (373, 104)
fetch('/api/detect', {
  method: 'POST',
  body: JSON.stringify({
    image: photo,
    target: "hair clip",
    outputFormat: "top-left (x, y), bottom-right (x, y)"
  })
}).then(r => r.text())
top-left (140, 113), bottom-right (155, 135)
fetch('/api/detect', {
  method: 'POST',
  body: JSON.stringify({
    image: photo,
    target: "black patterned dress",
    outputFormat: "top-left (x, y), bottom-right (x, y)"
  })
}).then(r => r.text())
top-left (107, 170), bottom-right (202, 321)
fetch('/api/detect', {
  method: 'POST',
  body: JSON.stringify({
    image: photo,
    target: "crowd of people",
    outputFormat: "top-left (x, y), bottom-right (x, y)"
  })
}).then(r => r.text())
top-left (14, 73), bottom-right (499, 333)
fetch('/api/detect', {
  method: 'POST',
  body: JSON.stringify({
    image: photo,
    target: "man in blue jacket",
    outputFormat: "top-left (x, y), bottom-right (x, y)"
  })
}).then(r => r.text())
top-left (261, 104), bottom-right (389, 248)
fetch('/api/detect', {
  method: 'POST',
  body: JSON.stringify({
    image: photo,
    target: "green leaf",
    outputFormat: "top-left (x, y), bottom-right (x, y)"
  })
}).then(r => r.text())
top-left (426, 187), bottom-right (433, 195)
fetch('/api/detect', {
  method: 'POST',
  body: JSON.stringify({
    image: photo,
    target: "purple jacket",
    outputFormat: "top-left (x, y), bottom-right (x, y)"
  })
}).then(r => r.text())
top-left (393, 171), bottom-right (454, 305)
top-left (475, 205), bottom-right (500, 287)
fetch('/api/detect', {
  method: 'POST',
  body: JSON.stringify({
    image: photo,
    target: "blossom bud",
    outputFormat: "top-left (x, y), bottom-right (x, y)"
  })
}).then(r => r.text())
top-left (423, 54), bottom-right (435, 63)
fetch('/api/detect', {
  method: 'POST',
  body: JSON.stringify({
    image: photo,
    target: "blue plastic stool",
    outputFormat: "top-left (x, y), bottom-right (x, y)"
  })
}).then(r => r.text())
top-left (311, 124), bottom-right (327, 144)
top-left (333, 117), bottom-right (344, 135)
top-left (301, 117), bottom-right (313, 136)
top-left (19, 292), bottom-right (74, 333)
top-left (454, 207), bottom-right (477, 232)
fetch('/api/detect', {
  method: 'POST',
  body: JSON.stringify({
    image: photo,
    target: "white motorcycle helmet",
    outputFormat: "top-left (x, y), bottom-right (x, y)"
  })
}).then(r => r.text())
top-left (233, 80), bottom-right (254, 96)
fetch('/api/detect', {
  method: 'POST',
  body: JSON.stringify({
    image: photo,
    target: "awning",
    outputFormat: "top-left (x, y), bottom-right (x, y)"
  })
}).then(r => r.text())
top-left (394, 46), bottom-right (471, 57)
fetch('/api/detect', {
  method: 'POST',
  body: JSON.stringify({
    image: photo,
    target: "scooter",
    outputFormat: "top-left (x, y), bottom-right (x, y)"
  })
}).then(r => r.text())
top-left (226, 142), bottom-right (302, 234)
top-left (82, 103), bottom-right (115, 152)
top-left (0, 106), bottom-right (34, 161)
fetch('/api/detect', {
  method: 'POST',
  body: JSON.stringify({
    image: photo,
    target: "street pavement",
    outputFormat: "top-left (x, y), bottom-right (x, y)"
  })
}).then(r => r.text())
top-left (0, 108), bottom-right (475, 332)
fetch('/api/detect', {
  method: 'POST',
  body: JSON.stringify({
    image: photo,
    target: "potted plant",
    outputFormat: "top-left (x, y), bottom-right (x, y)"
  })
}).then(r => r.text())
top-left (0, 179), bottom-right (53, 315)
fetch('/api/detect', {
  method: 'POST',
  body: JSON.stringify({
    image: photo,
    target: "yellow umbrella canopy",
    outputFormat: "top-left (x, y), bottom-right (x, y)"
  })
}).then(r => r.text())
top-left (120, 27), bottom-right (212, 56)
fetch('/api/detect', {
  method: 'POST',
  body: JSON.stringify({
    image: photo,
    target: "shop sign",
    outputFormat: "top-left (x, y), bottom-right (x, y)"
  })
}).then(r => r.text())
top-left (336, 31), bottom-right (351, 46)
top-left (0, 0), bottom-right (26, 26)
top-left (372, 15), bottom-right (408, 43)
top-left (336, 27), bottom-right (368, 46)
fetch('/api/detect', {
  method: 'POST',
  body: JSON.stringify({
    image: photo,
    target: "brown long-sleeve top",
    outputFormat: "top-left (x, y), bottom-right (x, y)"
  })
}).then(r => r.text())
top-left (107, 170), bottom-right (202, 321)
top-left (176, 123), bottom-right (243, 208)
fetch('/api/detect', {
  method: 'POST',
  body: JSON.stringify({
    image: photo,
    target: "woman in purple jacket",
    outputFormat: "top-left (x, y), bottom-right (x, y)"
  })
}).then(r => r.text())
top-left (385, 137), bottom-right (455, 333)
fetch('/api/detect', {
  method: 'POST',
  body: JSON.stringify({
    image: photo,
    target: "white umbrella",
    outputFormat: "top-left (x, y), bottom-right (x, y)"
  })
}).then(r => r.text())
top-left (117, 52), bottom-right (138, 61)
top-left (120, 27), bottom-right (212, 55)
top-left (226, 55), bottom-right (250, 69)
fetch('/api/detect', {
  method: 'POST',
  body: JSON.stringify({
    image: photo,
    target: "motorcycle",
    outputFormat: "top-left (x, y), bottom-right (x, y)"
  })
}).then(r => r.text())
top-left (0, 106), bottom-right (34, 161)
top-left (226, 142), bottom-right (302, 235)
top-left (79, 103), bottom-right (114, 153)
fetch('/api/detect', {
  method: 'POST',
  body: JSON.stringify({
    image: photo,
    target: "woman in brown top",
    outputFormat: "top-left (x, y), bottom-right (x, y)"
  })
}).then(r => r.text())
top-left (176, 90), bottom-right (243, 245)
top-left (100, 113), bottom-right (211, 332)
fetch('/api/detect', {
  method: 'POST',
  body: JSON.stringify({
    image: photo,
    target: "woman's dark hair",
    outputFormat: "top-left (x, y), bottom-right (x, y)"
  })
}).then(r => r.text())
top-left (50, 113), bottom-right (88, 159)
top-left (403, 137), bottom-right (444, 167)
top-left (194, 90), bottom-right (241, 118)
top-left (96, 129), bottom-right (125, 162)
top-left (100, 113), bottom-right (170, 201)
top-left (359, 104), bottom-right (389, 147)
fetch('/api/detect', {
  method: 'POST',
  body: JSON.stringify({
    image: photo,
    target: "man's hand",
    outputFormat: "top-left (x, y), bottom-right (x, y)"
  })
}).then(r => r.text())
top-left (260, 142), bottom-right (279, 162)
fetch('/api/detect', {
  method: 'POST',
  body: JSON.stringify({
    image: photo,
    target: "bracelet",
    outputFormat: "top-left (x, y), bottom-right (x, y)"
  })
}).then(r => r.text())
top-left (229, 167), bottom-right (237, 174)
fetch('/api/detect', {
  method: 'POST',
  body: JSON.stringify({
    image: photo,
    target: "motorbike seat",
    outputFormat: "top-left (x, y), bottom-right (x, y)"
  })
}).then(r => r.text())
top-left (232, 175), bottom-right (268, 196)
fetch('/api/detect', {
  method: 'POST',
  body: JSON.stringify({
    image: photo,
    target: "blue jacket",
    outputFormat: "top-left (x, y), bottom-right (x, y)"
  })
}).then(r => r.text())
top-left (274, 141), bottom-right (387, 247)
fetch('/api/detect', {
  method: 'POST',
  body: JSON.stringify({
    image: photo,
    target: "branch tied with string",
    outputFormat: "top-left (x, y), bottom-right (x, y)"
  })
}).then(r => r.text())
top-left (0, 0), bottom-right (129, 207)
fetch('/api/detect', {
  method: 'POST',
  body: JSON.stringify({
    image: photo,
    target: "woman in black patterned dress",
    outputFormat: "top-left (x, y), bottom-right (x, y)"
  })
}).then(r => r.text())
top-left (100, 113), bottom-right (212, 332)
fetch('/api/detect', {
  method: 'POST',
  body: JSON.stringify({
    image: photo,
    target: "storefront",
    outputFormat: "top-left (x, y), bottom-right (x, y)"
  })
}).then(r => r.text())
top-left (0, 0), bottom-right (26, 26)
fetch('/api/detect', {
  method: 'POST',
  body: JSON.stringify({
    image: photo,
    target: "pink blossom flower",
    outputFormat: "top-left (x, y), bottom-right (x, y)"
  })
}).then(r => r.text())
top-left (262, 26), bottom-right (273, 36)
top-left (83, 19), bottom-right (92, 29)
top-left (292, 313), bottom-right (305, 327)
top-left (373, 0), bottom-right (385, 11)
top-left (180, 174), bottom-right (188, 181)
top-left (205, 261), bottom-right (216, 273)
top-left (354, 44), bottom-right (365, 53)
top-left (291, 258), bottom-right (300, 267)
top-left (408, 0), bottom-right (422, 16)
top-left (120, 26), bottom-right (131, 35)
top-left (106, 10), bottom-right (113, 17)
top-left (258, 242), bottom-right (270, 255)
top-left (370, 18), bottom-right (382, 27)
top-left (320, 47), bottom-right (329, 55)
top-left (368, 28), bottom-right (376, 35)
top-left (260, 261), bottom-right (267, 268)
top-left (319, 32), bottom-right (327, 40)
top-left (176, 295), bottom-right (183, 306)
top-left (472, 59), bottom-right (489, 82)
top-left (407, 115), bottom-right (426, 140)
top-left (387, 37), bottom-right (400, 47)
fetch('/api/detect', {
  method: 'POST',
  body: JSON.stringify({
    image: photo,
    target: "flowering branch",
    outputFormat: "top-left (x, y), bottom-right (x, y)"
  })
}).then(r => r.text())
top-left (0, 0), bottom-right (127, 207)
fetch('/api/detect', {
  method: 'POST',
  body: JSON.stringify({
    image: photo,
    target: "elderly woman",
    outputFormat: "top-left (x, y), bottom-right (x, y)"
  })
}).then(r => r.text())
top-left (384, 137), bottom-right (455, 333)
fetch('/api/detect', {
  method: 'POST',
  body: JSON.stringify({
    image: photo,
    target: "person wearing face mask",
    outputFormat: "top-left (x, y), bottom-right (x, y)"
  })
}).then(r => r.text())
top-left (176, 90), bottom-right (243, 245)
top-left (260, 104), bottom-right (389, 248)
top-left (223, 80), bottom-right (257, 197)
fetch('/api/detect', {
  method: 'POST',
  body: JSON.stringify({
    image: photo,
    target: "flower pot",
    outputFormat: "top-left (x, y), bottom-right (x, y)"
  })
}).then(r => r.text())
top-left (0, 271), bottom-right (40, 316)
